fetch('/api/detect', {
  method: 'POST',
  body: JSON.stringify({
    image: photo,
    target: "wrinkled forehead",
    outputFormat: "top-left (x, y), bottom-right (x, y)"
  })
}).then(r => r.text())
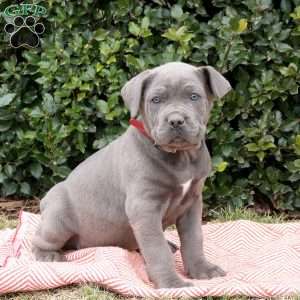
top-left (146, 69), bottom-right (205, 95)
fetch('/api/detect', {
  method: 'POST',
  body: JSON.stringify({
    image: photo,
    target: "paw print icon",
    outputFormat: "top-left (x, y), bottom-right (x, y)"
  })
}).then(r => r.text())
top-left (4, 16), bottom-right (45, 48)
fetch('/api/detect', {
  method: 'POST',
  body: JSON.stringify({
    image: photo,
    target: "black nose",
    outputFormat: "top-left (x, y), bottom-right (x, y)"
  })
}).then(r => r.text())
top-left (167, 113), bottom-right (185, 128)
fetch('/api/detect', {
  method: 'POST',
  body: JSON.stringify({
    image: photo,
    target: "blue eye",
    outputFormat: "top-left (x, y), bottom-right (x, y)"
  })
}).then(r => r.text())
top-left (190, 93), bottom-right (200, 101)
top-left (151, 96), bottom-right (161, 103)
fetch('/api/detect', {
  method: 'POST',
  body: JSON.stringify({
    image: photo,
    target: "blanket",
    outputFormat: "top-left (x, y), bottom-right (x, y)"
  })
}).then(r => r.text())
top-left (0, 211), bottom-right (300, 298)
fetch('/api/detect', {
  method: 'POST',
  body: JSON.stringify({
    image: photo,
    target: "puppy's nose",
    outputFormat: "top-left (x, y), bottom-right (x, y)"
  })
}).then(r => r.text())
top-left (167, 113), bottom-right (185, 128)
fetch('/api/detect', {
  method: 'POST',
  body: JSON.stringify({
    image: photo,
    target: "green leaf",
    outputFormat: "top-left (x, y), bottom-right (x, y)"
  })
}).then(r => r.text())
top-left (24, 131), bottom-right (37, 140)
top-left (0, 93), bottom-right (16, 107)
top-left (276, 43), bottom-right (293, 52)
top-left (4, 164), bottom-right (15, 177)
top-left (216, 161), bottom-right (229, 172)
top-left (281, 0), bottom-right (292, 13)
top-left (289, 172), bottom-right (300, 181)
top-left (294, 159), bottom-right (300, 169)
top-left (279, 64), bottom-right (298, 77)
top-left (4, 164), bottom-right (16, 177)
top-left (230, 17), bottom-right (239, 31)
top-left (294, 197), bottom-right (300, 208)
top-left (20, 182), bottom-right (31, 195)
top-left (245, 143), bottom-right (259, 152)
top-left (162, 26), bottom-right (194, 43)
top-left (222, 145), bottom-right (233, 157)
top-left (2, 181), bottom-right (17, 196)
top-left (54, 166), bottom-right (71, 178)
top-left (30, 162), bottom-right (43, 179)
top-left (230, 18), bottom-right (248, 33)
top-left (266, 167), bottom-right (280, 183)
top-left (237, 19), bottom-right (248, 32)
top-left (141, 17), bottom-right (150, 29)
top-left (256, 151), bottom-right (265, 162)
top-left (29, 107), bottom-right (44, 118)
top-left (290, 6), bottom-right (300, 20)
top-left (171, 5), bottom-right (183, 19)
top-left (96, 100), bottom-right (109, 114)
top-left (129, 22), bottom-right (140, 36)
top-left (258, 135), bottom-right (276, 150)
top-left (93, 138), bottom-right (109, 149)
top-left (0, 121), bottom-right (12, 132)
top-left (42, 93), bottom-right (57, 115)
top-left (262, 143), bottom-right (276, 150)
top-left (258, 0), bottom-right (272, 10)
top-left (94, 28), bottom-right (108, 41)
top-left (281, 120), bottom-right (299, 132)
top-left (0, 172), bottom-right (6, 184)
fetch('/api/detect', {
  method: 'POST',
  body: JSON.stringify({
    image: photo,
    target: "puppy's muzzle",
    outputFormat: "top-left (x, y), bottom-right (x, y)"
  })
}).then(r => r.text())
top-left (167, 112), bottom-right (185, 129)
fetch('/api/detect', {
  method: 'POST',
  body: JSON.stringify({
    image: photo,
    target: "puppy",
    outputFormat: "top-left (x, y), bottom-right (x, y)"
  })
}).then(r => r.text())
top-left (33, 62), bottom-right (232, 288)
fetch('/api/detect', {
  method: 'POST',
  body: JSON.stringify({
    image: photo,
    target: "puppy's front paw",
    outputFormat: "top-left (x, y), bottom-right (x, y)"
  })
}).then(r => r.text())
top-left (33, 247), bottom-right (66, 262)
top-left (187, 259), bottom-right (226, 280)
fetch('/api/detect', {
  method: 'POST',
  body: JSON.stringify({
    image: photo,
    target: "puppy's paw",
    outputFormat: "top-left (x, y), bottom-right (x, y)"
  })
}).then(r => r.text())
top-left (33, 247), bottom-right (66, 262)
top-left (157, 276), bottom-right (193, 289)
top-left (187, 260), bottom-right (226, 280)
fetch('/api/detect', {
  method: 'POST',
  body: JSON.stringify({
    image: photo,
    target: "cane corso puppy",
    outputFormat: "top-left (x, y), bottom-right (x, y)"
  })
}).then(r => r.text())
top-left (33, 62), bottom-right (232, 288)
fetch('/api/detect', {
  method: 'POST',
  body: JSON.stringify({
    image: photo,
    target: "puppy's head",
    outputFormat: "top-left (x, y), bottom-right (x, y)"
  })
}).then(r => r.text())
top-left (121, 62), bottom-right (231, 152)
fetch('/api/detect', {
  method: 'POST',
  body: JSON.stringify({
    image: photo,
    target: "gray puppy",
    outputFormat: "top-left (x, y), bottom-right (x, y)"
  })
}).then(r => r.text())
top-left (33, 62), bottom-right (232, 288)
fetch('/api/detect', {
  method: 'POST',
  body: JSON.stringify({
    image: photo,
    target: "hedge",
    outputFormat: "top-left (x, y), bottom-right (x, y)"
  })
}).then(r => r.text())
top-left (0, 0), bottom-right (299, 212)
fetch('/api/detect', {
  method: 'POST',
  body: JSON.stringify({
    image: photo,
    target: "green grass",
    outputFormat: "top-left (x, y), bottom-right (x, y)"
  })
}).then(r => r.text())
top-left (0, 207), bottom-right (298, 300)
top-left (208, 206), bottom-right (287, 223)
top-left (0, 214), bottom-right (18, 230)
top-left (1, 285), bottom-right (127, 300)
top-left (0, 285), bottom-right (260, 300)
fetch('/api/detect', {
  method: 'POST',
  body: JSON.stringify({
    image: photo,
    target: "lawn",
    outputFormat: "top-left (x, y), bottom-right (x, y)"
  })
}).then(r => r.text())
top-left (0, 208), bottom-right (298, 300)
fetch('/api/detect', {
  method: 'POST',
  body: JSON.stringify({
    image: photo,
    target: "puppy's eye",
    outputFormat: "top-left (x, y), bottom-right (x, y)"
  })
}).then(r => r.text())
top-left (151, 96), bottom-right (161, 103)
top-left (190, 93), bottom-right (200, 101)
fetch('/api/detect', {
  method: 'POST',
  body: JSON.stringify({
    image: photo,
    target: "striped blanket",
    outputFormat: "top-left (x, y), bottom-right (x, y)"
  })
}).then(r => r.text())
top-left (0, 211), bottom-right (300, 298)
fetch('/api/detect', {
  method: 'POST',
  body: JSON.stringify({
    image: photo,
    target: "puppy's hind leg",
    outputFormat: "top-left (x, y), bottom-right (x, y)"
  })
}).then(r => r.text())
top-left (32, 186), bottom-right (74, 262)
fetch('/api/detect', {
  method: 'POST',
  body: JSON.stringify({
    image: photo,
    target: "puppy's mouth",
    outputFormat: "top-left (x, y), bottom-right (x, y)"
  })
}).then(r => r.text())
top-left (153, 132), bottom-right (202, 152)
top-left (150, 120), bottom-right (206, 152)
top-left (160, 143), bottom-right (199, 152)
top-left (168, 135), bottom-right (196, 145)
top-left (168, 136), bottom-right (187, 144)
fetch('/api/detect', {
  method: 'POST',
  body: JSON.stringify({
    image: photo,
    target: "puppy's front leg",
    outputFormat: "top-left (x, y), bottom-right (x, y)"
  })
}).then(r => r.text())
top-left (176, 179), bottom-right (226, 280)
top-left (126, 197), bottom-right (192, 288)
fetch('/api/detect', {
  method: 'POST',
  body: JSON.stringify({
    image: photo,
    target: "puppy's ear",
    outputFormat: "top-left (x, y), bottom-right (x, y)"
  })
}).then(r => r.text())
top-left (197, 66), bottom-right (232, 99)
top-left (121, 69), bottom-right (152, 118)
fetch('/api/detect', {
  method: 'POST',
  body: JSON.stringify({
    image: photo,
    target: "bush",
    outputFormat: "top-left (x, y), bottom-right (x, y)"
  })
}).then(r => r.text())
top-left (0, 0), bottom-right (299, 212)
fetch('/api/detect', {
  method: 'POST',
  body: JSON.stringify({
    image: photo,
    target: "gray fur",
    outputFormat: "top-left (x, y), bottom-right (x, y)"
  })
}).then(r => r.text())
top-left (33, 62), bottom-right (232, 288)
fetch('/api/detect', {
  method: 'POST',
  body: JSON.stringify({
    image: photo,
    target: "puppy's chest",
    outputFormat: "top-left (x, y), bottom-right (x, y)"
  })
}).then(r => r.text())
top-left (162, 178), bottom-right (195, 228)
top-left (167, 178), bottom-right (194, 212)
top-left (180, 179), bottom-right (193, 199)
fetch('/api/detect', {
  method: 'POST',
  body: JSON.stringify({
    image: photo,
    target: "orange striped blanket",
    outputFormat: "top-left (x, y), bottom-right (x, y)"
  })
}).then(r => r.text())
top-left (0, 211), bottom-right (299, 298)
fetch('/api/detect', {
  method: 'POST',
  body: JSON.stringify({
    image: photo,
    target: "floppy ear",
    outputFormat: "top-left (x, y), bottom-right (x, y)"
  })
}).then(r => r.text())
top-left (121, 69), bottom-right (152, 118)
top-left (197, 66), bottom-right (232, 99)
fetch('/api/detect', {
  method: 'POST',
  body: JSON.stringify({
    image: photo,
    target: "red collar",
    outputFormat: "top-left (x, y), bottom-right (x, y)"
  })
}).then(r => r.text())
top-left (129, 118), bottom-right (153, 141)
